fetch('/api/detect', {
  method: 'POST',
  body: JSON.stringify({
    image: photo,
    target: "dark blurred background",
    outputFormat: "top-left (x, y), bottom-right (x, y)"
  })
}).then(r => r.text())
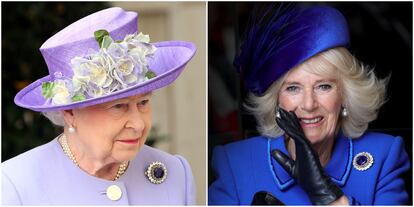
top-left (208, 2), bottom-right (412, 204)
top-left (2, 2), bottom-right (110, 161)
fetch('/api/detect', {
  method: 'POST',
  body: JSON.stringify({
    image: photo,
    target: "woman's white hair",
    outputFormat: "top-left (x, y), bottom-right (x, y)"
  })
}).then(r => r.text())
top-left (245, 47), bottom-right (389, 139)
top-left (42, 111), bottom-right (66, 127)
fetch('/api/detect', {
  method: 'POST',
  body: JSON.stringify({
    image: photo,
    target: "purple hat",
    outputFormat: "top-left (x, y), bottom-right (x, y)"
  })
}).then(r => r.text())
top-left (14, 7), bottom-right (196, 112)
top-left (234, 5), bottom-right (349, 96)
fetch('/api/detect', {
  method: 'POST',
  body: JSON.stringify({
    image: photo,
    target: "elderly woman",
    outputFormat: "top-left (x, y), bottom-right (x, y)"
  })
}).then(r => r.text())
top-left (3, 7), bottom-right (196, 205)
top-left (208, 4), bottom-right (410, 205)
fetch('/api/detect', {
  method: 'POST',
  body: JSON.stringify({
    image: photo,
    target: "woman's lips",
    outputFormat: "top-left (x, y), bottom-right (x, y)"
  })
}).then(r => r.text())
top-left (118, 139), bottom-right (139, 144)
top-left (299, 116), bottom-right (324, 127)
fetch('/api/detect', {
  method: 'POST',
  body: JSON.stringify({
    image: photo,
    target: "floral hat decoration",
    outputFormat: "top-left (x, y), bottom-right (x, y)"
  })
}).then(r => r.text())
top-left (14, 7), bottom-right (196, 111)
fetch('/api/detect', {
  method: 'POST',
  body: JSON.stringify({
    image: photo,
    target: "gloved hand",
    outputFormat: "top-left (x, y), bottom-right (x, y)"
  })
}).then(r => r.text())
top-left (272, 108), bottom-right (343, 205)
top-left (251, 191), bottom-right (285, 205)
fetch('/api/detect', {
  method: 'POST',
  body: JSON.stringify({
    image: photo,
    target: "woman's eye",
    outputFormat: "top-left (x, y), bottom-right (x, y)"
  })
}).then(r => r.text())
top-left (137, 99), bottom-right (150, 112)
top-left (318, 84), bottom-right (332, 91)
top-left (113, 103), bottom-right (128, 109)
top-left (107, 103), bottom-right (129, 117)
top-left (138, 99), bottom-right (149, 106)
top-left (286, 86), bottom-right (299, 93)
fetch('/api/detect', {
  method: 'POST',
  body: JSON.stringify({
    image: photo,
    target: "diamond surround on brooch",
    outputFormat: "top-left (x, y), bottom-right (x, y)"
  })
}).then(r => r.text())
top-left (145, 161), bottom-right (167, 184)
top-left (352, 152), bottom-right (374, 171)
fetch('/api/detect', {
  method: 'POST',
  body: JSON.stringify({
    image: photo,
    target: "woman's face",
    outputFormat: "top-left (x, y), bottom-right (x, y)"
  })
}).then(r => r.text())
top-left (70, 93), bottom-right (152, 162)
top-left (278, 65), bottom-right (342, 144)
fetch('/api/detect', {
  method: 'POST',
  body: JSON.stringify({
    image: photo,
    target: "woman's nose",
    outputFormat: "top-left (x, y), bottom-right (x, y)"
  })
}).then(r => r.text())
top-left (125, 107), bottom-right (145, 133)
top-left (301, 89), bottom-right (318, 112)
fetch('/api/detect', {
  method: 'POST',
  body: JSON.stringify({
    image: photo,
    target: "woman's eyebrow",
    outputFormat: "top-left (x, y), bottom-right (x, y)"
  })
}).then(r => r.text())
top-left (283, 81), bottom-right (302, 85)
top-left (104, 93), bottom-right (153, 106)
top-left (315, 78), bottom-right (337, 84)
top-left (141, 92), bottom-right (152, 98)
top-left (284, 78), bottom-right (337, 85)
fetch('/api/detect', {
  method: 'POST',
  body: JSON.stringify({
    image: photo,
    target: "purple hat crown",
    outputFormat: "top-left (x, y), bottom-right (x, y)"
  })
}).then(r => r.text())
top-left (14, 7), bottom-right (197, 111)
top-left (40, 7), bottom-right (138, 79)
top-left (234, 4), bottom-right (350, 95)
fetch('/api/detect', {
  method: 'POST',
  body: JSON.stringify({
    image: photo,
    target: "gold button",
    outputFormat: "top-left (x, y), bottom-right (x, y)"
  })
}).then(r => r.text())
top-left (106, 185), bottom-right (122, 201)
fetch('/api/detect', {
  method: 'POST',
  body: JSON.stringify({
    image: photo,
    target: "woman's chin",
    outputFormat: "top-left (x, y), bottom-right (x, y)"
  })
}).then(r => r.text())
top-left (114, 148), bottom-right (141, 162)
top-left (304, 134), bottom-right (326, 145)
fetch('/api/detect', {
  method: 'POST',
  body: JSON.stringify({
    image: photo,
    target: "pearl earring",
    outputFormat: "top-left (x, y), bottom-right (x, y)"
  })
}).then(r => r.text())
top-left (342, 107), bottom-right (348, 117)
top-left (68, 125), bottom-right (76, 133)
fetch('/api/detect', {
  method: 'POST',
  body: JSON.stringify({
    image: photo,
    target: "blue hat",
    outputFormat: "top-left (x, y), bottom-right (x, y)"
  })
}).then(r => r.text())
top-left (234, 5), bottom-right (350, 95)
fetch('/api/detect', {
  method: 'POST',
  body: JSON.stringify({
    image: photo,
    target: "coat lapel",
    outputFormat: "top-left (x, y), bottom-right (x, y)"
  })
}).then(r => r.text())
top-left (324, 133), bottom-right (353, 186)
top-left (269, 133), bottom-right (353, 191)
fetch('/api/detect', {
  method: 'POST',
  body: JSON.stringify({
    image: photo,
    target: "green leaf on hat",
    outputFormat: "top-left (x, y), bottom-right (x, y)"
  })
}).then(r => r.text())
top-left (94, 29), bottom-right (110, 48)
top-left (72, 93), bottom-right (86, 102)
top-left (42, 82), bottom-right (55, 98)
top-left (145, 70), bottom-right (156, 79)
top-left (101, 35), bottom-right (113, 49)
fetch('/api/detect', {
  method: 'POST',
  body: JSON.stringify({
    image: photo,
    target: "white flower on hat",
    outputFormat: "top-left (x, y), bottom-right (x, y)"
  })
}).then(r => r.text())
top-left (51, 80), bottom-right (72, 105)
top-left (42, 30), bottom-right (157, 104)
top-left (113, 58), bottom-right (136, 85)
top-left (86, 83), bottom-right (105, 98)
top-left (124, 32), bottom-right (150, 43)
top-left (107, 42), bottom-right (128, 61)
top-left (135, 33), bottom-right (150, 43)
top-left (72, 57), bottom-right (92, 82)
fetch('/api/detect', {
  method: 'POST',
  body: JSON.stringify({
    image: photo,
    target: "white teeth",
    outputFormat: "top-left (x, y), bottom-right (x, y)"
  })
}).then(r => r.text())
top-left (302, 117), bottom-right (322, 124)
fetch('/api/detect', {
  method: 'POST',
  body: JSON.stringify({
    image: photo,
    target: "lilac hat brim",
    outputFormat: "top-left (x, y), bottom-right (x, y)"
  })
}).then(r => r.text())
top-left (14, 41), bottom-right (196, 112)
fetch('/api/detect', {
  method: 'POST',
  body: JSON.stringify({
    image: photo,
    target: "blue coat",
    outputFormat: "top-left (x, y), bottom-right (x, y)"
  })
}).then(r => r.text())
top-left (2, 137), bottom-right (196, 205)
top-left (209, 132), bottom-right (410, 205)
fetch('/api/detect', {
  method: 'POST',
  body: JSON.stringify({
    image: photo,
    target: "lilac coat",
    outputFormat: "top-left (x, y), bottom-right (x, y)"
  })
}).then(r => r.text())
top-left (2, 138), bottom-right (196, 205)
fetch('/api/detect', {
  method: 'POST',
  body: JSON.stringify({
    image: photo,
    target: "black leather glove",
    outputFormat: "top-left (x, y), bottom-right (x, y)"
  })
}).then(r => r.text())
top-left (251, 191), bottom-right (285, 205)
top-left (272, 108), bottom-right (343, 205)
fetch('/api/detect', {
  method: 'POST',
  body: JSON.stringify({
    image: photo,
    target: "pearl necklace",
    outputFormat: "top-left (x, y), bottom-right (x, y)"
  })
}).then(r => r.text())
top-left (58, 134), bottom-right (128, 181)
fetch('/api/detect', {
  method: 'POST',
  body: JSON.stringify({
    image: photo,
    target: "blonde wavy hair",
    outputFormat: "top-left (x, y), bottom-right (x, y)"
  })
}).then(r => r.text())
top-left (245, 47), bottom-right (389, 138)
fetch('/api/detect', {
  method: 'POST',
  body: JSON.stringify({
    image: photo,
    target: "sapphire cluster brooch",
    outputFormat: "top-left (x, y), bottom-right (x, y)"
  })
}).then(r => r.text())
top-left (353, 152), bottom-right (374, 171)
top-left (145, 161), bottom-right (167, 184)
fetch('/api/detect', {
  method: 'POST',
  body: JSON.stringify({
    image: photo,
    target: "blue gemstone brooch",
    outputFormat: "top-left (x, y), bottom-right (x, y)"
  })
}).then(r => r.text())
top-left (145, 161), bottom-right (167, 184)
top-left (353, 152), bottom-right (374, 171)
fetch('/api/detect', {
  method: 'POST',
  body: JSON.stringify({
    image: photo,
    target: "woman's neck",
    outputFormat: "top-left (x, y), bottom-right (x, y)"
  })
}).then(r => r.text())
top-left (286, 136), bottom-right (334, 166)
top-left (62, 132), bottom-right (122, 180)
top-left (76, 155), bottom-right (120, 180)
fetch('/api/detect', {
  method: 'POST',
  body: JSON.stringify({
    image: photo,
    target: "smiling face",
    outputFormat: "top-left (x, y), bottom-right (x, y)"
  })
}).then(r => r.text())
top-left (278, 59), bottom-right (343, 144)
top-left (67, 93), bottom-right (152, 163)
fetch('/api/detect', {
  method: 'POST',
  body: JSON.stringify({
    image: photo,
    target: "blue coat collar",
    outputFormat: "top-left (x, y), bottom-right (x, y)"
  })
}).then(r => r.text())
top-left (268, 133), bottom-right (353, 191)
